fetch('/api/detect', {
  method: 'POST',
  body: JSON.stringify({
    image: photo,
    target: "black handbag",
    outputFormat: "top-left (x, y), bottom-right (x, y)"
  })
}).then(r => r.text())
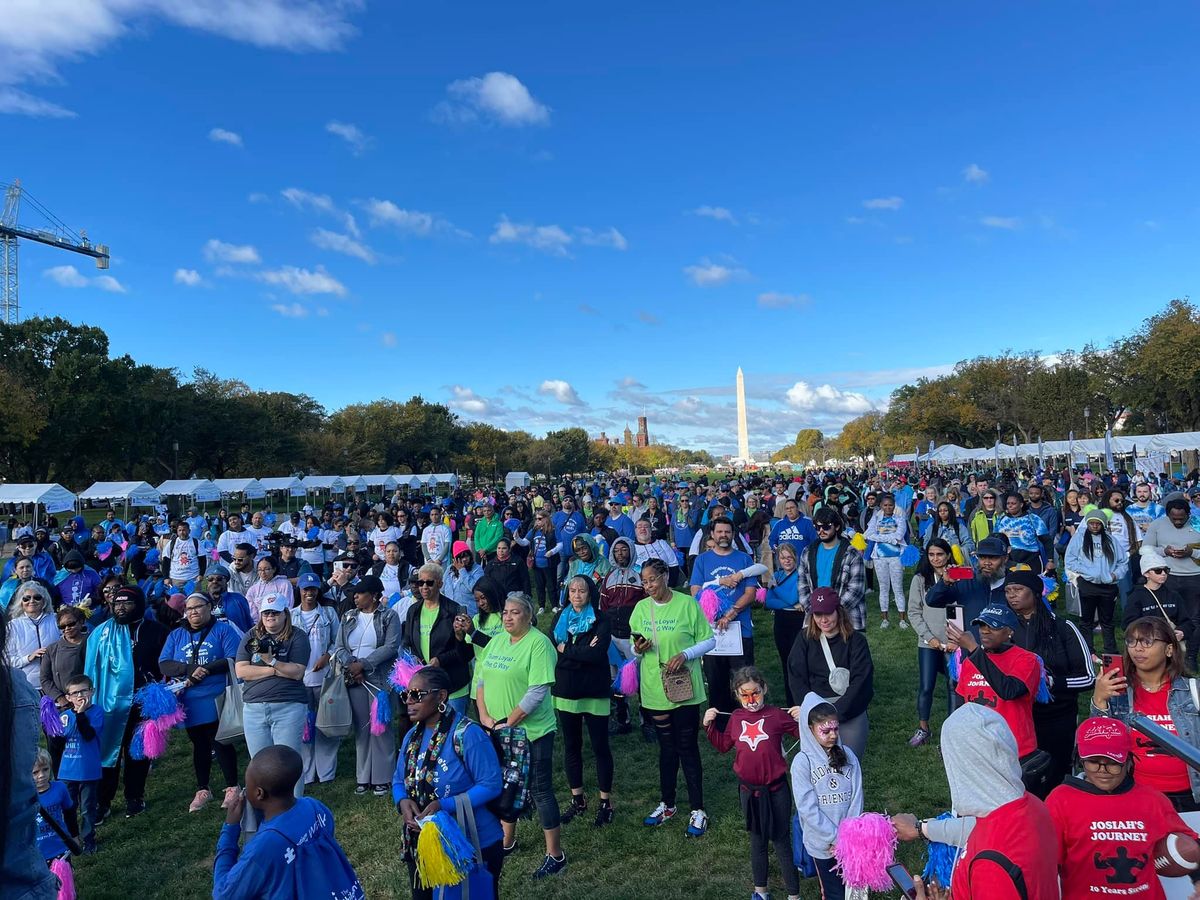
top-left (1019, 748), bottom-right (1054, 794)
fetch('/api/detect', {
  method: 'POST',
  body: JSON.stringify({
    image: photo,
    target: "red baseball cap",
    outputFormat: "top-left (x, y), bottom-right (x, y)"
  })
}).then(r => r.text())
top-left (809, 588), bottom-right (842, 615)
top-left (1075, 716), bottom-right (1131, 762)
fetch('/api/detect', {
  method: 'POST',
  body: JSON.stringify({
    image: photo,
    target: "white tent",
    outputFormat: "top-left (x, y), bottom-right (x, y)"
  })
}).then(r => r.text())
top-left (1148, 432), bottom-right (1200, 453)
top-left (79, 481), bottom-right (161, 506)
top-left (302, 476), bottom-right (346, 494)
top-left (156, 479), bottom-right (222, 503)
top-left (341, 475), bottom-right (369, 493)
top-left (432, 473), bottom-right (459, 487)
top-left (0, 483), bottom-right (78, 524)
top-left (259, 476), bottom-right (307, 497)
top-left (505, 471), bottom-right (531, 491)
top-left (361, 474), bottom-right (398, 492)
top-left (213, 477), bottom-right (267, 500)
top-left (396, 475), bottom-right (423, 491)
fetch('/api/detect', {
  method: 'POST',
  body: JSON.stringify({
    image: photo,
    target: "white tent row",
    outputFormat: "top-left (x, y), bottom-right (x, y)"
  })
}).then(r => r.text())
top-left (340, 475), bottom-right (369, 493)
top-left (212, 477), bottom-right (266, 499)
top-left (301, 475), bottom-right (346, 493)
top-left (156, 479), bottom-right (221, 502)
top-left (0, 484), bottom-right (78, 524)
top-left (259, 476), bottom-right (307, 497)
top-left (361, 474), bottom-right (398, 492)
top-left (903, 430), bottom-right (1200, 465)
top-left (79, 481), bottom-right (161, 506)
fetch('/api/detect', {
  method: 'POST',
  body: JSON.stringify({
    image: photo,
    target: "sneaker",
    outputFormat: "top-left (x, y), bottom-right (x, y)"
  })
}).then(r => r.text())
top-left (686, 808), bottom-right (708, 837)
top-left (908, 727), bottom-right (931, 747)
top-left (560, 795), bottom-right (588, 824)
top-left (502, 840), bottom-right (518, 857)
top-left (354, 784), bottom-right (369, 796)
top-left (188, 789), bottom-right (213, 813)
top-left (898, 619), bottom-right (911, 630)
top-left (125, 799), bottom-right (146, 819)
top-left (880, 619), bottom-right (891, 630)
top-left (97, 806), bottom-right (112, 827)
top-left (594, 799), bottom-right (614, 827)
top-left (752, 893), bottom-right (772, 900)
top-left (221, 786), bottom-right (241, 810)
top-left (372, 784), bottom-right (389, 797)
top-left (643, 802), bottom-right (676, 826)
top-left (531, 852), bottom-right (567, 879)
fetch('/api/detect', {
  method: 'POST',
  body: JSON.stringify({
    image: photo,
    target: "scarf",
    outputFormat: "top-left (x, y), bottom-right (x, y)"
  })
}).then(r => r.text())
top-left (84, 618), bottom-right (135, 766)
top-left (402, 709), bottom-right (456, 862)
top-left (553, 604), bottom-right (596, 644)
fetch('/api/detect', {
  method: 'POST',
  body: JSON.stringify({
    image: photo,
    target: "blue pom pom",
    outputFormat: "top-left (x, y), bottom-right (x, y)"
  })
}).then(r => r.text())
top-left (134, 682), bottom-right (178, 720)
top-left (1034, 654), bottom-right (1053, 703)
top-left (302, 709), bottom-right (316, 744)
top-left (947, 648), bottom-right (962, 683)
top-left (921, 812), bottom-right (958, 889)
top-left (129, 721), bottom-right (147, 760)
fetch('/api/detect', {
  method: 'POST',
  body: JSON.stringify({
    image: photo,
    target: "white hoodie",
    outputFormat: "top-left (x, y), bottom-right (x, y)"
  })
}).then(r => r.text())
top-left (790, 691), bottom-right (864, 859)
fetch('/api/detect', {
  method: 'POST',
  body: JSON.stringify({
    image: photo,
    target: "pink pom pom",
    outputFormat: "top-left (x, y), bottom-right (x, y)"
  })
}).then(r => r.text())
top-left (754, 587), bottom-right (766, 604)
top-left (369, 696), bottom-right (387, 735)
top-left (698, 588), bottom-right (720, 624)
top-left (617, 658), bottom-right (639, 695)
top-left (160, 707), bottom-right (187, 729)
top-left (51, 857), bottom-right (76, 900)
top-left (140, 718), bottom-right (169, 759)
top-left (390, 652), bottom-right (423, 691)
top-left (833, 812), bottom-right (898, 891)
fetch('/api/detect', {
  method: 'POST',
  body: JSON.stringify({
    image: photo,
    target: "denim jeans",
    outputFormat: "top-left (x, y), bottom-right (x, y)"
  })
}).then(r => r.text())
top-left (66, 780), bottom-right (99, 850)
top-left (243, 700), bottom-right (307, 797)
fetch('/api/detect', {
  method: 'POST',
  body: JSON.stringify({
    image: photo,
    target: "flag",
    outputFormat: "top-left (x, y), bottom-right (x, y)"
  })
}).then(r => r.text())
top-left (1037, 434), bottom-right (1045, 469)
top-left (1104, 428), bottom-right (1115, 471)
top-left (1068, 429), bottom-right (1075, 464)
top-left (994, 440), bottom-right (1001, 473)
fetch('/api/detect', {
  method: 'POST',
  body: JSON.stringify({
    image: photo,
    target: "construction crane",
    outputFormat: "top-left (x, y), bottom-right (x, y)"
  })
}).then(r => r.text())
top-left (0, 180), bottom-right (110, 324)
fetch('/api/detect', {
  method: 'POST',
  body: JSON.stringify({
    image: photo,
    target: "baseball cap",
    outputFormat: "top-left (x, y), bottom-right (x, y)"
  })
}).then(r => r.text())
top-left (354, 575), bottom-right (384, 595)
top-left (452, 540), bottom-right (471, 558)
top-left (976, 536), bottom-right (1008, 557)
top-left (207, 564), bottom-right (231, 580)
top-left (972, 604), bottom-right (1018, 631)
top-left (16, 534), bottom-right (34, 545)
top-left (1075, 716), bottom-right (1131, 763)
top-left (258, 594), bottom-right (291, 615)
top-left (298, 572), bottom-right (321, 590)
top-left (809, 587), bottom-right (842, 615)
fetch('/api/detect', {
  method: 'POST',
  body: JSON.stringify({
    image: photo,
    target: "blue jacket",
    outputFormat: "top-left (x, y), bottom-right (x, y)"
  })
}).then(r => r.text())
top-left (924, 574), bottom-right (1007, 641)
top-left (764, 568), bottom-right (799, 612)
top-left (4, 675), bottom-right (58, 897)
top-left (2, 551), bottom-right (56, 583)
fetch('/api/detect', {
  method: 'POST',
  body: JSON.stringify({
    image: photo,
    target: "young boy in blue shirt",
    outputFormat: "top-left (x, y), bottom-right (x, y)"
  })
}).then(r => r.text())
top-left (58, 673), bottom-right (103, 854)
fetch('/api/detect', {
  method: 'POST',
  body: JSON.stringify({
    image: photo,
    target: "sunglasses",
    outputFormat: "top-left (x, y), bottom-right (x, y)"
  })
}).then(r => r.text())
top-left (1147, 567), bottom-right (1169, 575)
top-left (397, 689), bottom-right (435, 704)
top-left (416, 579), bottom-right (437, 586)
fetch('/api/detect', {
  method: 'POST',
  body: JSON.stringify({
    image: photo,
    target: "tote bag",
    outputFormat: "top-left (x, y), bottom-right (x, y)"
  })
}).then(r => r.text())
top-left (316, 663), bottom-right (353, 738)
top-left (214, 660), bottom-right (244, 744)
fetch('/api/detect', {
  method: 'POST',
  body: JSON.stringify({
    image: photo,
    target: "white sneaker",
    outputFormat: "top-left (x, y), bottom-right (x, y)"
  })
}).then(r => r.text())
top-left (686, 808), bottom-right (708, 837)
top-left (880, 619), bottom-right (891, 630)
top-left (899, 619), bottom-right (911, 630)
top-left (189, 789), bottom-right (213, 812)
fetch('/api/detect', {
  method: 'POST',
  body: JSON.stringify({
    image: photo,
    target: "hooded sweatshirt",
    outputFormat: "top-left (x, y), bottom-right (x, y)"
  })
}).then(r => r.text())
top-left (942, 703), bottom-right (1059, 900)
top-left (55, 550), bottom-right (102, 608)
top-left (789, 692), bottom-right (863, 859)
top-left (599, 537), bottom-right (644, 638)
top-left (1065, 515), bottom-right (1129, 584)
top-left (566, 533), bottom-right (612, 584)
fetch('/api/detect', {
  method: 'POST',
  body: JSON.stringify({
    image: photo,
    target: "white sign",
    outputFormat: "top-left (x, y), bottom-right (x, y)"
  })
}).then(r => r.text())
top-left (707, 621), bottom-right (744, 656)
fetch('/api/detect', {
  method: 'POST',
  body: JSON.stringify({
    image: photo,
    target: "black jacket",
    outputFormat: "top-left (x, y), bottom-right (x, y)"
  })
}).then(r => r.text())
top-left (550, 609), bottom-right (613, 701)
top-left (787, 629), bottom-right (874, 722)
top-left (484, 558), bottom-right (530, 599)
top-left (401, 596), bottom-right (470, 693)
top-left (1123, 584), bottom-right (1196, 636)
top-left (1010, 611), bottom-right (1095, 716)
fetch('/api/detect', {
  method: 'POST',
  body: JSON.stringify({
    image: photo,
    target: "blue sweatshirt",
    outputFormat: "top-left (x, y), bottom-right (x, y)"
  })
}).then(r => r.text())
top-left (160, 620), bottom-right (243, 726)
top-left (764, 568), bottom-right (799, 612)
top-left (769, 516), bottom-right (818, 554)
top-left (212, 797), bottom-right (363, 900)
top-left (59, 705), bottom-right (104, 782)
top-left (36, 781), bottom-right (73, 860)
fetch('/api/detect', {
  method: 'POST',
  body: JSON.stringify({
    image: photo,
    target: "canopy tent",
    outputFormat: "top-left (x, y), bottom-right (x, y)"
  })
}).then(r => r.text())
top-left (395, 475), bottom-right (424, 491)
top-left (505, 471), bottom-right (531, 491)
top-left (896, 430), bottom-right (1200, 467)
top-left (0, 483), bottom-right (78, 525)
top-left (213, 477), bottom-right (267, 500)
top-left (1146, 432), bottom-right (1200, 454)
top-left (258, 476), bottom-right (307, 497)
top-left (78, 481), bottom-right (161, 506)
top-left (361, 474), bottom-right (398, 492)
top-left (301, 475), bottom-right (346, 494)
top-left (432, 473), bottom-right (459, 487)
top-left (156, 479), bottom-right (221, 503)
top-left (340, 475), bottom-right (369, 494)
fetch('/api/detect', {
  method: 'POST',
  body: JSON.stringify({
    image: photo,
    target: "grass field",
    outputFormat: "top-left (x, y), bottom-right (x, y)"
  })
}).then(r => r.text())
top-left (70, 580), bottom-right (974, 900)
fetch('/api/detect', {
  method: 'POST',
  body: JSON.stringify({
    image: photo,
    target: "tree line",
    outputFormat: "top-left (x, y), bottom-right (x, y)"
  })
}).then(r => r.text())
top-left (0, 317), bottom-right (713, 487)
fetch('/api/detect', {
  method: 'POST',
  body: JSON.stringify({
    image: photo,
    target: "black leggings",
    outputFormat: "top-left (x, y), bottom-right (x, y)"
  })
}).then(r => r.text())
top-left (1078, 580), bottom-right (1119, 654)
top-left (1033, 703), bottom-right (1077, 797)
top-left (645, 704), bottom-right (704, 809)
top-left (773, 612), bottom-right (806, 706)
top-left (408, 838), bottom-right (504, 900)
top-left (99, 709), bottom-right (151, 811)
top-left (559, 710), bottom-right (613, 793)
top-left (532, 566), bottom-right (558, 611)
top-left (747, 785), bottom-right (800, 894)
top-left (186, 720), bottom-right (239, 791)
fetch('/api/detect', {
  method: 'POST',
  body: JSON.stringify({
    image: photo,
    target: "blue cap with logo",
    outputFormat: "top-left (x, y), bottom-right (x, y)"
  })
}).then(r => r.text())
top-left (972, 603), bottom-right (1018, 631)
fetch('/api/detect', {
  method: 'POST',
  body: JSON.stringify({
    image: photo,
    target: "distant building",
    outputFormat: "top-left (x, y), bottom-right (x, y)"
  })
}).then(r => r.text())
top-left (594, 432), bottom-right (619, 446)
top-left (623, 423), bottom-right (634, 447)
top-left (636, 416), bottom-right (649, 448)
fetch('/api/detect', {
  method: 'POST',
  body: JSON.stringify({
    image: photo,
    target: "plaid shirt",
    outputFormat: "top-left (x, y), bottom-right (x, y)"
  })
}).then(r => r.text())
top-left (796, 539), bottom-right (867, 630)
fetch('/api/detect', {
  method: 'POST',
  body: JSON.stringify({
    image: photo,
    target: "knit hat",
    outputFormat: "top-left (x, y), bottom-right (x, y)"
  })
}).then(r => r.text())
top-left (1083, 509), bottom-right (1109, 527)
top-left (452, 540), bottom-right (471, 558)
top-left (1003, 566), bottom-right (1044, 596)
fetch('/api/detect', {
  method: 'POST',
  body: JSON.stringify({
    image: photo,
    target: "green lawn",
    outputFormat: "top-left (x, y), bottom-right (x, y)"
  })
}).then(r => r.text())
top-left (72, 595), bottom-right (969, 900)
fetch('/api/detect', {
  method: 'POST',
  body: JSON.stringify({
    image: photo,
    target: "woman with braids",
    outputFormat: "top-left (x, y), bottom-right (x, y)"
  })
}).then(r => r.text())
top-left (1065, 510), bottom-right (1127, 655)
top-left (393, 666), bottom-right (504, 900)
top-left (924, 500), bottom-right (975, 562)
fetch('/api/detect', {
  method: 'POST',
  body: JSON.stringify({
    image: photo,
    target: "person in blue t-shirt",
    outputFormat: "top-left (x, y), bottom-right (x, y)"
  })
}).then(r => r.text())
top-left (690, 518), bottom-right (759, 719)
top-left (58, 674), bottom-right (103, 854)
top-left (214, 746), bottom-right (364, 900)
top-left (605, 499), bottom-right (637, 541)
top-left (33, 749), bottom-right (75, 861)
top-left (996, 492), bottom-right (1049, 570)
top-left (551, 498), bottom-right (587, 584)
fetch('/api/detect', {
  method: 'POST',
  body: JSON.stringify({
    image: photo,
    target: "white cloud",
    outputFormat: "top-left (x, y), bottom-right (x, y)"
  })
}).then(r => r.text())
top-left (448, 385), bottom-right (493, 416)
top-left (637, 310), bottom-right (661, 326)
top-left (363, 199), bottom-right (439, 237)
top-left (281, 188), bottom-right (359, 237)
top-left (43, 264), bottom-right (125, 292)
top-left (247, 192), bottom-right (269, 204)
top-left (863, 196), bottom-right (904, 210)
top-left (436, 72), bottom-right (550, 126)
top-left (784, 381), bottom-right (874, 415)
top-left (174, 268), bottom-right (203, 287)
top-left (208, 127), bottom-right (242, 147)
top-left (980, 215), bottom-right (1020, 230)
top-left (692, 206), bottom-right (736, 224)
top-left (538, 379), bottom-right (583, 406)
top-left (490, 216), bottom-right (572, 257)
top-left (325, 120), bottom-right (369, 154)
top-left (310, 228), bottom-right (376, 264)
top-left (683, 258), bottom-right (748, 287)
top-left (256, 265), bottom-right (346, 296)
top-left (0, 88), bottom-right (75, 118)
top-left (576, 226), bottom-right (628, 251)
top-left (757, 291), bottom-right (810, 309)
top-left (381, 331), bottom-right (397, 348)
top-left (203, 239), bottom-right (260, 264)
top-left (963, 163), bottom-right (989, 184)
top-left (270, 302), bottom-right (308, 318)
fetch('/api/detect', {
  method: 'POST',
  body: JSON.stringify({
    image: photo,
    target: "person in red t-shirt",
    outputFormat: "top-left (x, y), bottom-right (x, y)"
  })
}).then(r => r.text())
top-left (704, 665), bottom-right (801, 900)
top-left (948, 603), bottom-right (1041, 758)
top-left (1047, 716), bottom-right (1200, 900)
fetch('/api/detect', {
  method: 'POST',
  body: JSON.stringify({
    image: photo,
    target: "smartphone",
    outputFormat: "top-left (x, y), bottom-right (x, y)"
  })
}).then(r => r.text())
top-left (947, 565), bottom-right (975, 581)
top-left (888, 863), bottom-right (917, 900)
top-left (631, 633), bottom-right (647, 644)
top-left (946, 604), bottom-right (965, 640)
top-left (1102, 653), bottom-right (1125, 678)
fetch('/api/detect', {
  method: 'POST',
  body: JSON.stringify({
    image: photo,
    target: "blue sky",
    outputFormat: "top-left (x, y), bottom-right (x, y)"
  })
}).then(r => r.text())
top-left (4, 2), bottom-right (1197, 455)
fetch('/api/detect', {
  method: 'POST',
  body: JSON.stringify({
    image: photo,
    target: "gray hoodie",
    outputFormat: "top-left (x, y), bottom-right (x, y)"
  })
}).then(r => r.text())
top-left (923, 701), bottom-right (1025, 848)
top-left (790, 691), bottom-right (863, 858)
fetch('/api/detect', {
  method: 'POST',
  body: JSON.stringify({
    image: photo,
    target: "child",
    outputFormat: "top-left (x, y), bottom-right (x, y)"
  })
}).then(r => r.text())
top-left (704, 666), bottom-right (801, 900)
top-left (790, 694), bottom-right (863, 900)
top-left (33, 748), bottom-right (77, 862)
top-left (1047, 717), bottom-right (1200, 900)
top-left (58, 673), bottom-right (104, 854)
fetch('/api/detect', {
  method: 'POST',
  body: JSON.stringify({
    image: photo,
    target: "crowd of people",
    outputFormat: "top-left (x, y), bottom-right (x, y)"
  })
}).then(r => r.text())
top-left (4, 463), bottom-right (1200, 899)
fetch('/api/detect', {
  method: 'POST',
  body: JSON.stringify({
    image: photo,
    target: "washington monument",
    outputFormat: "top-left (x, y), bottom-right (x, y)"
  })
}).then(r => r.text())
top-left (736, 367), bottom-right (750, 461)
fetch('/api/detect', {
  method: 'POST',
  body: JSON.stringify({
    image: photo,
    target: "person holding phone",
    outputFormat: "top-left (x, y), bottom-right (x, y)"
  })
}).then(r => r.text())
top-left (924, 535), bottom-right (1010, 644)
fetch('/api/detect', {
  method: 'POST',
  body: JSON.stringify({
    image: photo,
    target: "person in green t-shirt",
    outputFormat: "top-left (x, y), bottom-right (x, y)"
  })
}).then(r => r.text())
top-left (630, 558), bottom-right (716, 837)
top-left (476, 592), bottom-right (567, 880)
top-left (453, 576), bottom-right (506, 694)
